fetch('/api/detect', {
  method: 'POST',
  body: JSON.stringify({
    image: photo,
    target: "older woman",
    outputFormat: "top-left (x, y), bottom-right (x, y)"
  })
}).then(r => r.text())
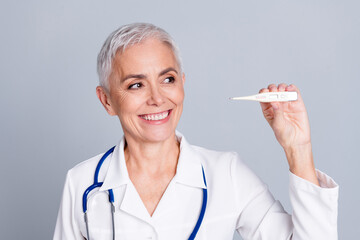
top-left (54, 23), bottom-right (338, 240)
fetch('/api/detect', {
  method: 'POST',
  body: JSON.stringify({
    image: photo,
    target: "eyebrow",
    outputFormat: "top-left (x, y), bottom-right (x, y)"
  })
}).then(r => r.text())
top-left (121, 74), bottom-right (146, 83)
top-left (121, 67), bottom-right (178, 83)
top-left (159, 67), bottom-right (178, 77)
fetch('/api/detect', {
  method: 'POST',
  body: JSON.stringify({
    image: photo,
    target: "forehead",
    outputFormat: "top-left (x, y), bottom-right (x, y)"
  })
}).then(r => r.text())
top-left (112, 38), bottom-right (179, 76)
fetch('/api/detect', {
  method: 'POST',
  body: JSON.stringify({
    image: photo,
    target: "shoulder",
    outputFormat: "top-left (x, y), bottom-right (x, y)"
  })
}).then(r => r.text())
top-left (68, 152), bottom-right (104, 177)
top-left (190, 144), bottom-right (238, 167)
top-left (64, 152), bottom-right (105, 193)
top-left (178, 132), bottom-right (237, 165)
top-left (188, 143), bottom-right (267, 209)
top-left (187, 143), bottom-right (240, 180)
top-left (190, 143), bottom-right (265, 191)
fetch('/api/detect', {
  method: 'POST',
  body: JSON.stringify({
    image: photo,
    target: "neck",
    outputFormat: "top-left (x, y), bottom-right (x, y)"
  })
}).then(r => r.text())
top-left (124, 132), bottom-right (180, 176)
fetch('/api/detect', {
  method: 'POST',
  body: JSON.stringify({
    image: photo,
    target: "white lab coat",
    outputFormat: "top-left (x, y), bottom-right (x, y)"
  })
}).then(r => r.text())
top-left (53, 132), bottom-right (339, 240)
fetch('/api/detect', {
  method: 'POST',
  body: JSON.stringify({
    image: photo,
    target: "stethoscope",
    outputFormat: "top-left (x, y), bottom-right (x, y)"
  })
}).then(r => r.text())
top-left (82, 146), bottom-right (208, 240)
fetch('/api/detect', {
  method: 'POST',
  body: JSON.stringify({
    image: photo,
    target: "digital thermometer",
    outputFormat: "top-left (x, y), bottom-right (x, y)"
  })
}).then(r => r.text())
top-left (230, 91), bottom-right (298, 102)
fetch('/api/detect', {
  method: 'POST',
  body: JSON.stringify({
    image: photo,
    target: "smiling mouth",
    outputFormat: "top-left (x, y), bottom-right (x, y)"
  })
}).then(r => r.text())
top-left (139, 110), bottom-right (171, 121)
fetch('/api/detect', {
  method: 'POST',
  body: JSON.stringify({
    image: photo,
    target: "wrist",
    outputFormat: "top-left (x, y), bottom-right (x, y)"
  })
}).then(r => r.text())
top-left (284, 143), bottom-right (313, 167)
top-left (284, 143), bottom-right (320, 186)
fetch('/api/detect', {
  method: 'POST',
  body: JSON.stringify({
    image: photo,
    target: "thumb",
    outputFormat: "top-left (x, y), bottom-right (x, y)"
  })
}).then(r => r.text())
top-left (270, 102), bottom-right (285, 130)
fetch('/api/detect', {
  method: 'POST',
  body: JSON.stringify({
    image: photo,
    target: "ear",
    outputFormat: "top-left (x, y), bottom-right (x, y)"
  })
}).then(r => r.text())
top-left (182, 72), bottom-right (186, 85)
top-left (96, 86), bottom-right (116, 116)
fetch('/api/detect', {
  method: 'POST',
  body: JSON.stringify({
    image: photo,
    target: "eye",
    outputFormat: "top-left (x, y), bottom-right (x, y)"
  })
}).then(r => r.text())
top-left (128, 82), bottom-right (143, 89)
top-left (163, 77), bottom-right (175, 84)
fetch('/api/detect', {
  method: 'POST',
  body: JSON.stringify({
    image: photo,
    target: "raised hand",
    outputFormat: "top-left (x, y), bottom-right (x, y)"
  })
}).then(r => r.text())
top-left (259, 83), bottom-right (319, 185)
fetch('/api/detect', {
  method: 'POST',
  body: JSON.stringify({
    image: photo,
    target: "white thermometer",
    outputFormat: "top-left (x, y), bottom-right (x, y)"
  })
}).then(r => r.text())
top-left (230, 91), bottom-right (298, 102)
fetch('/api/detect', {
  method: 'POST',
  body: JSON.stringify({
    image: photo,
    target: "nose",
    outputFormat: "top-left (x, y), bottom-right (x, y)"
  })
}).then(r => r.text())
top-left (146, 85), bottom-right (165, 106)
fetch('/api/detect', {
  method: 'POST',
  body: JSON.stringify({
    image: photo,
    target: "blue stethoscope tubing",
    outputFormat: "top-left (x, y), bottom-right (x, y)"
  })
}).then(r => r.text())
top-left (82, 146), bottom-right (208, 240)
top-left (82, 146), bottom-right (116, 240)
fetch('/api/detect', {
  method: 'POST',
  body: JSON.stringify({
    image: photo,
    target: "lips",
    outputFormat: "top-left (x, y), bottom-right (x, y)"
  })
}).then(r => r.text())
top-left (139, 110), bottom-right (171, 121)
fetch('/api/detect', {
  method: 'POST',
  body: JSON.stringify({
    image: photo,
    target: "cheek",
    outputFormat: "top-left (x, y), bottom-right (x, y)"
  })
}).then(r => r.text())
top-left (167, 85), bottom-right (185, 105)
top-left (110, 89), bottom-right (132, 114)
top-left (114, 91), bottom-right (148, 116)
top-left (175, 88), bottom-right (185, 105)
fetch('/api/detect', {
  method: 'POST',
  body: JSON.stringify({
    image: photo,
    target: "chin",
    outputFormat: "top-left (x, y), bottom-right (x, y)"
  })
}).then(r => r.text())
top-left (142, 128), bottom-right (175, 143)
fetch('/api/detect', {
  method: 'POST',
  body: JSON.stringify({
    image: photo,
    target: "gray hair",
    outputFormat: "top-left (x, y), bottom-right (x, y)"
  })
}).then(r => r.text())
top-left (97, 23), bottom-right (182, 90)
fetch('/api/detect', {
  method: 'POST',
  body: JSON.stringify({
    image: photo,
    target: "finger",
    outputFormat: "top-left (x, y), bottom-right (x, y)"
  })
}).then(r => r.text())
top-left (259, 88), bottom-right (269, 93)
top-left (259, 87), bottom-right (271, 114)
top-left (268, 84), bottom-right (278, 92)
top-left (269, 83), bottom-right (285, 110)
top-left (267, 83), bottom-right (280, 109)
top-left (260, 101), bottom-right (272, 112)
top-left (278, 83), bottom-right (288, 92)
top-left (285, 84), bottom-right (303, 102)
top-left (260, 104), bottom-right (275, 124)
top-left (271, 103), bottom-right (286, 131)
top-left (270, 84), bottom-right (286, 120)
top-left (285, 84), bottom-right (298, 93)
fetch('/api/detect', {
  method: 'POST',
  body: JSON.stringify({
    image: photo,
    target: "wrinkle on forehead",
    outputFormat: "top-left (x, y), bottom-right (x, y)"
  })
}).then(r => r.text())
top-left (112, 39), bottom-right (179, 79)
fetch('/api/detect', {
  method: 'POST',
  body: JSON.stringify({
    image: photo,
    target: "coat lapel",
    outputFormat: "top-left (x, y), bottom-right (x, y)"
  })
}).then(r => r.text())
top-left (98, 132), bottom-right (207, 223)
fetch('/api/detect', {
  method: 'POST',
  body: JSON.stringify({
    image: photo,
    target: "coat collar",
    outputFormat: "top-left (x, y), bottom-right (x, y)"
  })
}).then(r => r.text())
top-left (98, 137), bottom-right (129, 191)
top-left (175, 131), bottom-right (207, 189)
top-left (99, 131), bottom-right (207, 192)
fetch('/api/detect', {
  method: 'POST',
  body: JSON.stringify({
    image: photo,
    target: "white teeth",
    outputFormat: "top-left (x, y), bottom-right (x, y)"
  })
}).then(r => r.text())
top-left (141, 111), bottom-right (169, 121)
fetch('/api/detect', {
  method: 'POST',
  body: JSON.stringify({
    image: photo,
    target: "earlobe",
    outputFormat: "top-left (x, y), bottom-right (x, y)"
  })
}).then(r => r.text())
top-left (96, 86), bottom-right (116, 116)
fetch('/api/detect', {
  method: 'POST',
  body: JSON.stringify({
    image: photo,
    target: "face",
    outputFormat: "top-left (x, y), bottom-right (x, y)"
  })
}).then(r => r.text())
top-left (97, 38), bottom-right (185, 144)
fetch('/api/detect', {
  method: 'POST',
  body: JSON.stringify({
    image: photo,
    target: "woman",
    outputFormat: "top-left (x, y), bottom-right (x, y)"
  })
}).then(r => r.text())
top-left (53, 23), bottom-right (338, 240)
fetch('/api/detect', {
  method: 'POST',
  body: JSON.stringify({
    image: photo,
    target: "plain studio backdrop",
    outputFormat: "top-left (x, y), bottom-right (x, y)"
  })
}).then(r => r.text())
top-left (0, 0), bottom-right (358, 239)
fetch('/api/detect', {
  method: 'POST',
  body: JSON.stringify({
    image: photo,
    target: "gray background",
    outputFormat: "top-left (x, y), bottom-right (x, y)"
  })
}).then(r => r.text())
top-left (0, 0), bottom-right (358, 239)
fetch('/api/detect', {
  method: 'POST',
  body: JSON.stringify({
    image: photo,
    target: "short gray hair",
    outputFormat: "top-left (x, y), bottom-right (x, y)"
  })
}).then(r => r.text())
top-left (97, 23), bottom-right (182, 90)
